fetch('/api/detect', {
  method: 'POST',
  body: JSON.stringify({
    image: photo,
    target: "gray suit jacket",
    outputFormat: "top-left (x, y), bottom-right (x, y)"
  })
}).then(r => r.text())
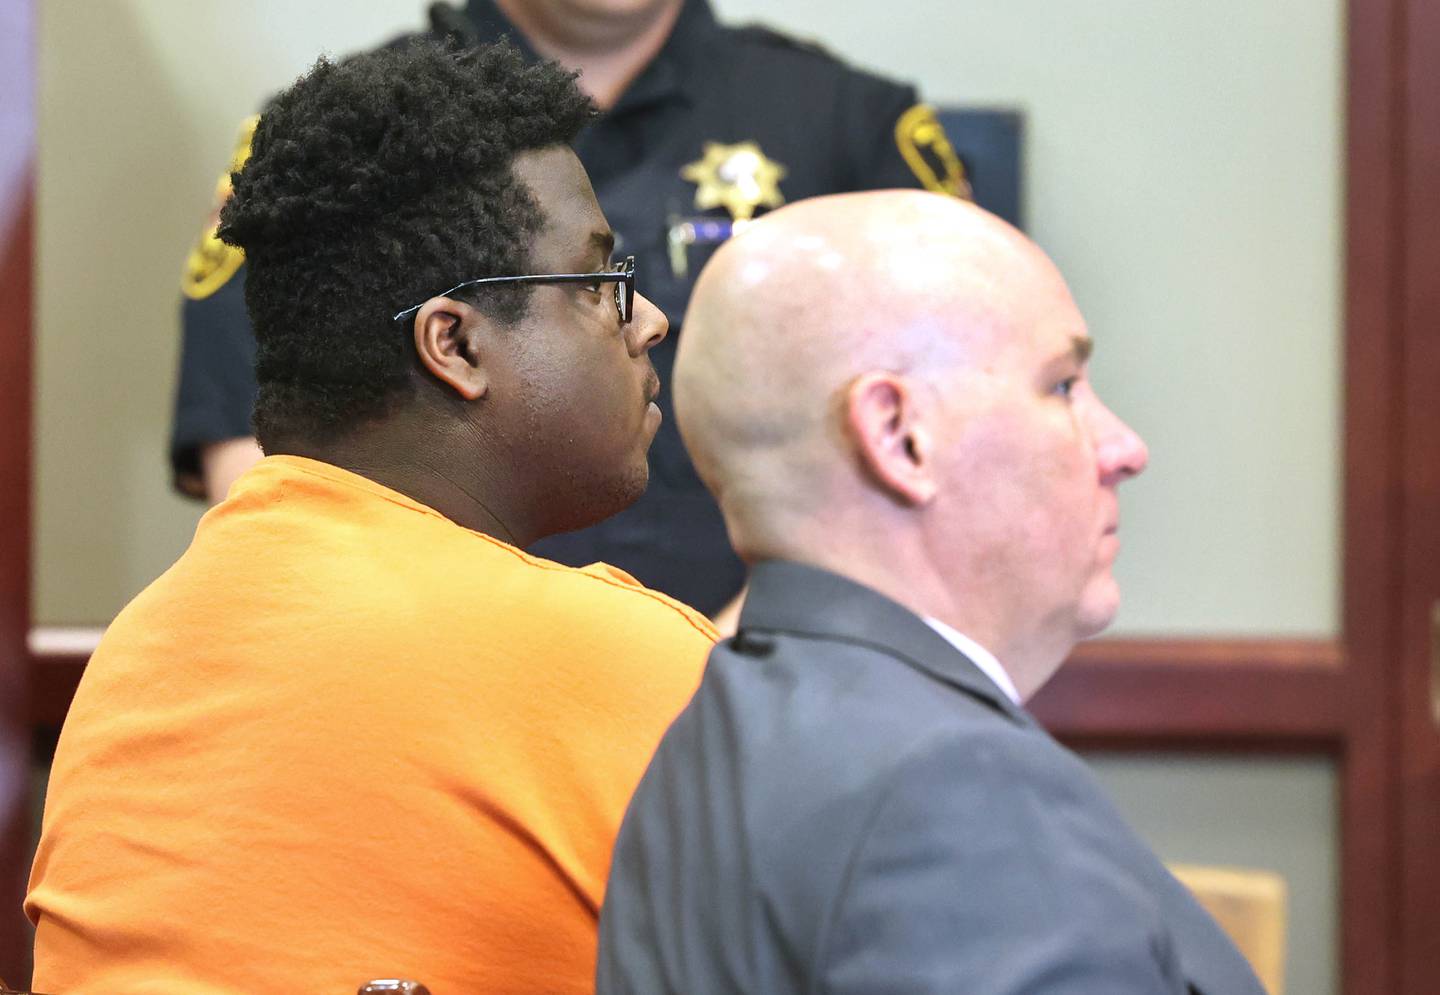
top-left (597, 561), bottom-right (1267, 994)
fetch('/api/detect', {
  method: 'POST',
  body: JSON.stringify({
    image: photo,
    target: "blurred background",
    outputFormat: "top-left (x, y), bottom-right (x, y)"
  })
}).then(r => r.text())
top-left (33, 0), bottom-right (1344, 636)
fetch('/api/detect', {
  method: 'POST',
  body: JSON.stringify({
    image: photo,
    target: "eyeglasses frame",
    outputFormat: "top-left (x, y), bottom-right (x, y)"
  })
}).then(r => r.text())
top-left (391, 255), bottom-right (636, 325)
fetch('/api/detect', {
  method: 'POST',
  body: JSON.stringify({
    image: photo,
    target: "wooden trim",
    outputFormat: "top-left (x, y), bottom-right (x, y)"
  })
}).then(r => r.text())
top-left (0, 208), bottom-right (33, 992)
top-left (31, 632), bottom-right (1352, 745)
top-left (30, 656), bottom-right (86, 733)
top-left (1398, 0), bottom-right (1440, 986)
top-left (1033, 639), bottom-right (1346, 747)
top-left (1068, 638), bottom-right (1343, 671)
top-left (26, 629), bottom-right (100, 730)
top-left (0, 0), bottom-right (35, 982)
top-left (1340, 0), bottom-right (1407, 990)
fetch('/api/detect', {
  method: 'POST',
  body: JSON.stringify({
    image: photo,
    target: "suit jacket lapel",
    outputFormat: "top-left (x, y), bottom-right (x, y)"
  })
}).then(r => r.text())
top-left (738, 560), bottom-right (1033, 727)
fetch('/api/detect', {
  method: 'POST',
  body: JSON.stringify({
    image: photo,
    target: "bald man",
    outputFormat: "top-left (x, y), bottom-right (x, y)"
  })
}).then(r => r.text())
top-left (596, 192), bottom-right (1266, 994)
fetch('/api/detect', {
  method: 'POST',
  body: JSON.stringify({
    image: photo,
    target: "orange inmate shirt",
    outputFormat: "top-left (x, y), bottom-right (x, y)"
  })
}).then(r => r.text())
top-left (27, 456), bottom-right (715, 994)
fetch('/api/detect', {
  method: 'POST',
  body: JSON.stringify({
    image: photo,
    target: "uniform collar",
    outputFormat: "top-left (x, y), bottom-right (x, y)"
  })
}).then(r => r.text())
top-left (738, 560), bottom-right (1033, 725)
top-left (461, 0), bottom-right (719, 109)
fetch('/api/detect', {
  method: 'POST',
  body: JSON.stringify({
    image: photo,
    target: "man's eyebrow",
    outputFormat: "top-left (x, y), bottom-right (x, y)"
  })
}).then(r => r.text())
top-left (1042, 336), bottom-right (1094, 377)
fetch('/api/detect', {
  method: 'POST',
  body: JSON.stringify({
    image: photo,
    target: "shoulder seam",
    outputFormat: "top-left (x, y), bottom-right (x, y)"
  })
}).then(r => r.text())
top-left (513, 556), bottom-right (721, 642)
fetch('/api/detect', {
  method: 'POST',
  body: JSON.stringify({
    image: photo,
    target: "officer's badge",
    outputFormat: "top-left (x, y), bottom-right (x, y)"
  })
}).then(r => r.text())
top-left (680, 141), bottom-right (787, 222)
top-left (181, 115), bottom-right (259, 301)
top-left (894, 105), bottom-right (971, 199)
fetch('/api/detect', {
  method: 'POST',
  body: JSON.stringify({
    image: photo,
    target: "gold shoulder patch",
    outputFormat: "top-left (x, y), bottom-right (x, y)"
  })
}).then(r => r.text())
top-left (894, 105), bottom-right (972, 200)
top-left (181, 115), bottom-right (259, 301)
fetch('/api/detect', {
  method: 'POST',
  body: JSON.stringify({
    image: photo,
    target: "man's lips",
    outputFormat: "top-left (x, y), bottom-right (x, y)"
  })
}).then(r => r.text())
top-left (644, 371), bottom-right (661, 406)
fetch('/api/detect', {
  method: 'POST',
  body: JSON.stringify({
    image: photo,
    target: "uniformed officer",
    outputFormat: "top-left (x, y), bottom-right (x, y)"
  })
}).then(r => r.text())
top-left (173, 0), bottom-right (971, 619)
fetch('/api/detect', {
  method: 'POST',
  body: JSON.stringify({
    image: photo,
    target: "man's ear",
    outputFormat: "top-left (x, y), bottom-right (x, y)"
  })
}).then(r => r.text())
top-left (845, 371), bottom-right (937, 506)
top-left (411, 296), bottom-right (490, 401)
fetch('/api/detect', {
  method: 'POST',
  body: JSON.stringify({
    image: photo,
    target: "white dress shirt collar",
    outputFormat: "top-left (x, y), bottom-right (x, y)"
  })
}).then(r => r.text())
top-left (922, 616), bottom-right (1022, 706)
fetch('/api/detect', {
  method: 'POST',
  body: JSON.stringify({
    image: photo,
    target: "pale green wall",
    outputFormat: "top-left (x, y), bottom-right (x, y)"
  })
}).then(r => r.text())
top-left (718, 0), bottom-right (1346, 637)
top-left (33, 0), bottom-right (1344, 637)
top-left (33, 1), bottom-right (425, 626)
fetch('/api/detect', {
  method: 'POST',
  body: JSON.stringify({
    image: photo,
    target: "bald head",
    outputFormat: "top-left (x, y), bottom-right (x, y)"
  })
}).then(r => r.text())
top-left (677, 191), bottom-right (1148, 691)
top-left (676, 191), bottom-right (1070, 546)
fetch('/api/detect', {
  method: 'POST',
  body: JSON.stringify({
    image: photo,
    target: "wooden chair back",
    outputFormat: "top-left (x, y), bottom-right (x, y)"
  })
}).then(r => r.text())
top-left (1169, 862), bottom-right (1287, 995)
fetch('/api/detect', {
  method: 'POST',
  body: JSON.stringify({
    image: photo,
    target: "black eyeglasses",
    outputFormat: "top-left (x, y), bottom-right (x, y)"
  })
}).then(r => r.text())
top-left (391, 255), bottom-right (636, 325)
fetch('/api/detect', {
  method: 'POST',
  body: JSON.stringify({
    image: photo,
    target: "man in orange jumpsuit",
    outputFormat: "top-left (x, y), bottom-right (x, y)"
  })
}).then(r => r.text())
top-left (28, 40), bottom-right (713, 994)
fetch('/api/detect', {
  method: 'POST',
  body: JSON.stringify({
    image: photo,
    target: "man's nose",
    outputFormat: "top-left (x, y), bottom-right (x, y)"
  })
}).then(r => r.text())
top-left (626, 292), bottom-right (669, 357)
top-left (1095, 404), bottom-right (1149, 484)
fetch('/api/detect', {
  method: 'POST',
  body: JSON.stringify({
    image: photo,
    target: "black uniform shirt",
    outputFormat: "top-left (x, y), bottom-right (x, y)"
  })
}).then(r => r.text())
top-left (171, 0), bottom-right (957, 614)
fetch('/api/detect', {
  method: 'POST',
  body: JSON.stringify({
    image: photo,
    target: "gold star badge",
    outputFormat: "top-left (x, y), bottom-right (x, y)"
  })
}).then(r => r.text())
top-left (680, 141), bottom-right (787, 222)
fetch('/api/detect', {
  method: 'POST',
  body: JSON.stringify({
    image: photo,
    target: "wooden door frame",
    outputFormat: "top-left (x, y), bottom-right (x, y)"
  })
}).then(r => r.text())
top-left (0, 0), bottom-right (35, 984)
top-left (4, 0), bottom-right (1431, 990)
top-left (1398, 0), bottom-right (1440, 985)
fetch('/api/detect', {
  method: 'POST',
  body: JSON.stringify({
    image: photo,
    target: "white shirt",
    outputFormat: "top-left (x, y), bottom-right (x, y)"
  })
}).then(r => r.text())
top-left (922, 616), bottom-right (1022, 706)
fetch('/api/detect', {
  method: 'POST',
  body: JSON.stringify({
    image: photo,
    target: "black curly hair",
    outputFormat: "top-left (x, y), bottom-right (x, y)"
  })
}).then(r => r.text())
top-left (218, 40), bottom-right (595, 448)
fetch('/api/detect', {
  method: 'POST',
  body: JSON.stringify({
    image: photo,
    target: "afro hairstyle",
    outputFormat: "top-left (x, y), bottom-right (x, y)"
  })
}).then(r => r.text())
top-left (217, 40), bottom-right (595, 449)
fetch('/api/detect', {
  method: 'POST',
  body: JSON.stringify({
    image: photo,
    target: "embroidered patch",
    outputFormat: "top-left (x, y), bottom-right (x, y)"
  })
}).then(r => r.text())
top-left (181, 115), bottom-right (259, 301)
top-left (894, 105), bottom-right (971, 199)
